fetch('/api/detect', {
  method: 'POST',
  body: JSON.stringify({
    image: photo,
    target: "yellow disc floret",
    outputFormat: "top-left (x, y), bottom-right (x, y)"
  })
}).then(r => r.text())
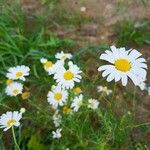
top-left (44, 61), bottom-right (53, 69)
top-left (7, 119), bottom-right (16, 126)
top-left (63, 71), bottom-right (74, 80)
top-left (115, 59), bottom-right (131, 72)
top-left (16, 71), bottom-right (23, 78)
top-left (54, 92), bottom-right (62, 101)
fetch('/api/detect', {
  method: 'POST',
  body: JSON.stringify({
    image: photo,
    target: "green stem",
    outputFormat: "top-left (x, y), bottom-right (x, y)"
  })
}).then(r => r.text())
top-left (12, 126), bottom-right (20, 150)
top-left (111, 83), bottom-right (117, 110)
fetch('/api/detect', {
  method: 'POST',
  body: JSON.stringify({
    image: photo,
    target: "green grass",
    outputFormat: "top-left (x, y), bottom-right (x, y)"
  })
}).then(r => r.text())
top-left (0, 1), bottom-right (150, 150)
top-left (115, 20), bottom-right (150, 47)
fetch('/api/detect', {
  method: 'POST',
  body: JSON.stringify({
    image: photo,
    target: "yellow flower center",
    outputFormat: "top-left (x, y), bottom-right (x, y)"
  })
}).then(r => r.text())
top-left (63, 71), bottom-right (74, 80)
top-left (16, 71), bottom-right (23, 78)
top-left (7, 119), bottom-right (16, 126)
top-left (21, 92), bottom-right (30, 100)
top-left (13, 89), bottom-right (19, 95)
top-left (63, 106), bottom-right (72, 113)
top-left (6, 79), bottom-right (13, 85)
top-left (73, 87), bottom-right (82, 94)
top-left (115, 59), bottom-right (131, 72)
top-left (61, 55), bottom-right (67, 60)
top-left (89, 102), bottom-right (94, 107)
top-left (78, 101), bottom-right (83, 106)
top-left (44, 61), bottom-right (53, 69)
top-left (54, 92), bottom-right (62, 101)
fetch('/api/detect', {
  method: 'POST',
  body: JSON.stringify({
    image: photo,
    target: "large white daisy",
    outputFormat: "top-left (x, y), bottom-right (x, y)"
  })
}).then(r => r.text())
top-left (71, 94), bottom-right (83, 112)
top-left (0, 111), bottom-right (22, 131)
top-left (47, 86), bottom-right (68, 108)
top-left (54, 61), bottom-right (82, 89)
top-left (98, 46), bottom-right (147, 86)
top-left (55, 51), bottom-right (72, 61)
top-left (6, 65), bottom-right (30, 81)
top-left (5, 82), bottom-right (23, 96)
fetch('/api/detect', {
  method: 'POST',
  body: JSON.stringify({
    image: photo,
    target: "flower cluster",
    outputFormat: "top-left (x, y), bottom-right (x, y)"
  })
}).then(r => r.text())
top-left (5, 65), bottom-right (30, 98)
top-left (41, 51), bottom-right (100, 139)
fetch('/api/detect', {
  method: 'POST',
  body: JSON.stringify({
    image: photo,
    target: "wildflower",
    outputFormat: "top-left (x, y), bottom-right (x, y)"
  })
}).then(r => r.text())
top-left (80, 6), bottom-right (86, 12)
top-left (47, 86), bottom-right (68, 108)
top-left (71, 94), bottom-right (83, 112)
top-left (6, 65), bottom-right (30, 81)
top-left (21, 92), bottom-right (30, 100)
top-left (63, 106), bottom-right (72, 114)
top-left (97, 86), bottom-right (112, 95)
top-left (40, 58), bottom-right (47, 64)
top-left (98, 46), bottom-right (147, 86)
top-left (0, 111), bottom-right (22, 131)
top-left (54, 61), bottom-right (82, 89)
top-left (73, 87), bottom-right (82, 94)
top-left (52, 111), bottom-right (62, 127)
top-left (52, 128), bottom-right (62, 139)
top-left (88, 99), bottom-right (99, 109)
top-left (5, 82), bottom-right (23, 96)
top-left (6, 79), bottom-right (13, 85)
top-left (55, 51), bottom-right (72, 61)
top-left (20, 108), bottom-right (26, 114)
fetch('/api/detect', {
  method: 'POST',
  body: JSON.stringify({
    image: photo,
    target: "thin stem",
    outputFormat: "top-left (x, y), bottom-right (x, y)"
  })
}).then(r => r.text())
top-left (111, 83), bottom-right (117, 110)
top-left (12, 126), bottom-right (20, 150)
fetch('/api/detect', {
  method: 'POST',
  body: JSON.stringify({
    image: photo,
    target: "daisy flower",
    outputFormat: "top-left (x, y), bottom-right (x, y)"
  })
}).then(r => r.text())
top-left (52, 128), bottom-right (62, 139)
top-left (63, 106), bottom-right (72, 114)
top-left (40, 58), bottom-right (64, 75)
top-left (54, 61), bottom-right (82, 89)
top-left (97, 86), bottom-right (112, 95)
top-left (47, 86), bottom-right (68, 108)
top-left (5, 82), bottom-right (23, 96)
top-left (52, 111), bottom-right (62, 127)
top-left (6, 79), bottom-right (13, 85)
top-left (0, 111), bottom-right (22, 131)
top-left (73, 87), bottom-right (82, 94)
top-left (98, 46), bottom-right (147, 86)
top-left (71, 94), bottom-right (83, 112)
top-left (55, 51), bottom-right (72, 61)
top-left (88, 99), bottom-right (99, 110)
top-left (6, 65), bottom-right (30, 81)
top-left (21, 91), bottom-right (30, 100)
top-left (20, 108), bottom-right (26, 114)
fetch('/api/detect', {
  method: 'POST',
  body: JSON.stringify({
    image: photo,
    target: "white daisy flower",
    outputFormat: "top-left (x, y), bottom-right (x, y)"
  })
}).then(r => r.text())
top-left (52, 128), bottom-right (62, 139)
top-left (6, 65), bottom-right (30, 81)
top-left (52, 111), bottom-right (62, 127)
top-left (71, 94), bottom-right (83, 112)
top-left (20, 108), bottom-right (26, 114)
top-left (54, 61), bottom-right (82, 89)
top-left (55, 51), bottom-right (72, 61)
top-left (47, 86), bottom-right (68, 108)
top-left (5, 82), bottom-right (23, 96)
top-left (40, 57), bottom-right (48, 64)
top-left (98, 46), bottom-right (147, 86)
top-left (97, 86), bottom-right (112, 95)
top-left (0, 111), bottom-right (22, 131)
top-left (88, 99), bottom-right (99, 110)
top-left (43, 60), bottom-right (55, 75)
